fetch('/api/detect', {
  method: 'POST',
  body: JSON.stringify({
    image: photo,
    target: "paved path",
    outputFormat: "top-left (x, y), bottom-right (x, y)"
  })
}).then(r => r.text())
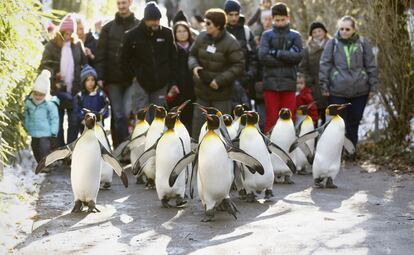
top-left (14, 163), bottom-right (414, 255)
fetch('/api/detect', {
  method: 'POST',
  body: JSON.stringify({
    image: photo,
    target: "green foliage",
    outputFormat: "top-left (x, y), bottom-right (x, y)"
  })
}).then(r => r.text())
top-left (0, 0), bottom-right (44, 164)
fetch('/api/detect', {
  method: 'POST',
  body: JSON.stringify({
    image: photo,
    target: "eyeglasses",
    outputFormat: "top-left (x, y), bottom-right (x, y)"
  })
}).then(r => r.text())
top-left (340, 27), bottom-right (352, 31)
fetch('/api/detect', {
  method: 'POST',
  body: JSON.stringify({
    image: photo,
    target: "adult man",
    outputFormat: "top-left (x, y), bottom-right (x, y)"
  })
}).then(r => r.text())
top-left (95, 0), bottom-right (139, 147)
top-left (224, 0), bottom-right (257, 107)
top-left (121, 2), bottom-right (178, 115)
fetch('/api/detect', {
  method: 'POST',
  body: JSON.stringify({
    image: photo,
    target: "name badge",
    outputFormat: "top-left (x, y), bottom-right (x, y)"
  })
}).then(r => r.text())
top-left (156, 38), bottom-right (165, 42)
top-left (206, 45), bottom-right (216, 54)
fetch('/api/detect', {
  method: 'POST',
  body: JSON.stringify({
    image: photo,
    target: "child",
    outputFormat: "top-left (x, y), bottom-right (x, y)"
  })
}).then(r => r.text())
top-left (258, 2), bottom-right (303, 133)
top-left (296, 73), bottom-right (318, 126)
top-left (247, 0), bottom-right (273, 28)
top-left (76, 65), bottom-right (109, 132)
top-left (24, 70), bottom-right (59, 163)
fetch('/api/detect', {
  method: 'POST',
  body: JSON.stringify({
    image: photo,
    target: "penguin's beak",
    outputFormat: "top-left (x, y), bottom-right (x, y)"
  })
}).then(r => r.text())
top-left (338, 103), bottom-right (352, 110)
top-left (194, 102), bottom-right (208, 114)
top-left (143, 106), bottom-right (150, 113)
top-left (307, 101), bottom-right (316, 109)
top-left (177, 99), bottom-right (191, 112)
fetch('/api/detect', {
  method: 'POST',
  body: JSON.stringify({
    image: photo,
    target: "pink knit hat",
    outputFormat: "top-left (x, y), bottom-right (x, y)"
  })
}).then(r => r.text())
top-left (59, 14), bottom-right (76, 32)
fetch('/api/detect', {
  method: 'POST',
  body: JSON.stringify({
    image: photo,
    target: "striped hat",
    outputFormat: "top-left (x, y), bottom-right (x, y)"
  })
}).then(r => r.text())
top-left (59, 14), bottom-right (76, 32)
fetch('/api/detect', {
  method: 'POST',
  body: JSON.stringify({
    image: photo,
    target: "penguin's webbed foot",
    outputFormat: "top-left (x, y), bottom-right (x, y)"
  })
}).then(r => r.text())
top-left (264, 189), bottom-right (274, 200)
top-left (100, 182), bottom-right (111, 190)
top-left (87, 201), bottom-right (100, 213)
top-left (221, 198), bottom-right (239, 219)
top-left (145, 179), bottom-right (156, 190)
top-left (297, 169), bottom-right (311, 175)
top-left (246, 192), bottom-right (256, 203)
top-left (283, 175), bottom-right (294, 184)
top-left (71, 200), bottom-right (83, 213)
top-left (326, 177), bottom-right (338, 189)
top-left (238, 189), bottom-right (247, 200)
top-left (161, 198), bottom-right (172, 208)
top-left (175, 196), bottom-right (187, 208)
top-left (201, 209), bottom-right (215, 222)
top-left (135, 175), bottom-right (145, 184)
top-left (313, 178), bottom-right (324, 188)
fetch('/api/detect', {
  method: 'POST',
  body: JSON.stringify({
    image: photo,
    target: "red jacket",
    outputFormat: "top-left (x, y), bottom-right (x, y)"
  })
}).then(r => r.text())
top-left (296, 87), bottom-right (319, 122)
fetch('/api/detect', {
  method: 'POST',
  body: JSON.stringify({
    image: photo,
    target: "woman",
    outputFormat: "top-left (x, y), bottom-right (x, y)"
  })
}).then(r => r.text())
top-left (38, 13), bottom-right (86, 147)
top-left (299, 21), bottom-right (330, 126)
top-left (75, 14), bottom-right (97, 67)
top-left (167, 21), bottom-right (195, 135)
top-left (188, 8), bottom-right (244, 139)
top-left (319, 16), bottom-right (378, 149)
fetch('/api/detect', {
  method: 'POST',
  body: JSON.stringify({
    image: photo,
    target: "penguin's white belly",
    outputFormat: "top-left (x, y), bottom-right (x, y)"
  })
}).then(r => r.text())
top-left (270, 123), bottom-right (295, 176)
top-left (198, 136), bottom-right (233, 209)
top-left (294, 120), bottom-right (315, 170)
top-left (313, 122), bottom-right (345, 179)
top-left (95, 126), bottom-right (113, 183)
top-left (155, 133), bottom-right (185, 200)
top-left (71, 134), bottom-right (102, 202)
top-left (227, 125), bottom-right (238, 140)
top-left (240, 128), bottom-right (274, 193)
top-left (143, 123), bottom-right (164, 180)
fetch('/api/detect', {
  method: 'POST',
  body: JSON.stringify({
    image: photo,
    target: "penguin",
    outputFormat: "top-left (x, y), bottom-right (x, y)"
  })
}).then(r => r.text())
top-left (35, 112), bottom-right (128, 213)
top-left (94, 114), bottom-right (114, 190)
top-left (289, 104), bottom-right (355, 188)
top-left (169, 114), bottom-right (265, 222)
top-left (223, 114), bottom-right (238, 140)
top-left (141, 105), bottom-right (166, 188)
top-left (154, 112), bottom-right (187, 208)
top-left (269, 108), bottom-right (297, 184)
top-left (230, 104), bottom-right (249, 135)
top-left (194, 103), bottom-right (232, 144)
top-left (293, 105), bottom-right (315, 175)
top-left (240, 111), bottom-right (296, 202)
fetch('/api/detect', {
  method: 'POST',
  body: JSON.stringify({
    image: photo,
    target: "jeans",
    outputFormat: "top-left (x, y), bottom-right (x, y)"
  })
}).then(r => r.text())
top-left (192, 98), bottom-right (233, 140)
top-left (31, 137), bottom-right (51, 163)
top-left (106, 82), bottom-right (139, 147)
top-left (135, 82), bottom-right (168, 123)
top-left (328, 94), bottom-right (368, 146)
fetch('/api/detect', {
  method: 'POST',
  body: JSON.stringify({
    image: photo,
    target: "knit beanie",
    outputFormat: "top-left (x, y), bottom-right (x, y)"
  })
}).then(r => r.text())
top-left (144, 2), bottom-right (162, 21)
top-left (33, 70), bottom-right (51, 95)
top-left (173, 10), bottom-right (188, 24)
top-left (80, 65), bottom-right (97, 85)
top-left (224, 0), bottom-right (241, 13)
top-left (59, 14), bottom-right (76, 32)
top-left (309, 21), bottom-right (328, 36)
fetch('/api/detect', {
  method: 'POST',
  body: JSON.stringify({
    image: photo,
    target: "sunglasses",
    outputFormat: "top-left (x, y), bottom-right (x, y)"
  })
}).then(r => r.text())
top-left (340, 27), bottom-right (352, 31)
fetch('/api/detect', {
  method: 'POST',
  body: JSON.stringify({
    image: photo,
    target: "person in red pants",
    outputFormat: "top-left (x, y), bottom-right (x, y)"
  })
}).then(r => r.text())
top-left (296, 73), bottom-right (318, 126)
top-left (258, 3), bottom-right (304, 133)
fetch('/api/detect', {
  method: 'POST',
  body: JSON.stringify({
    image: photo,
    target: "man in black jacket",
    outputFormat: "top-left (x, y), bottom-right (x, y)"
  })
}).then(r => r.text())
top-left (121, 2), bottom-right (178, 117)
top-left (224, 0), bottom-right (257, 107)
top-left (95, 0), bottom-right (139, 147)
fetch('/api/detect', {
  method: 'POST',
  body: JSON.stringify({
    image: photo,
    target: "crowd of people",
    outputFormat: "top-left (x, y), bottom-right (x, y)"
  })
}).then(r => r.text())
top-left (24, 0), bottom-right (378, 163)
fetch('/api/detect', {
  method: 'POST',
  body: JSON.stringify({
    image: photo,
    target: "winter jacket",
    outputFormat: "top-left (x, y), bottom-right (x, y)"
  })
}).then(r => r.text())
top-left (84, 32), bottom-right (98, 67)
top-left (38, 34), bottom-right (86, 95)
top-left (299, 39), bottom-right (329, 109)
top-left (174, 43), bottom-right (195, 103)
top-left (95, 13), bottom-right (139, 86)
top-left (121, 22), bottom-right (178, 92)
top-left (258, 24), bottom-right (303, 92)
top-left (188, 29), bottom-right (245, 101)
top-left (24, 95), bottom-right (59, 138)
top-left (75, 87), bottom-right (110, 121)
top-left (296, 87), bottom-right (318, 123)
top-left (319, 32), bottom-right (378, 98)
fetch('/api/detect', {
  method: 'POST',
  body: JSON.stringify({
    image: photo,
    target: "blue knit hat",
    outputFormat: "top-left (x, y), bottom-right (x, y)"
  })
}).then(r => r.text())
top-left (80, 64), bottom-right (97, 84)
top-left (144, 2), bottom-right (162, 20)
top-left (224, 0), bottom-right (241, 13)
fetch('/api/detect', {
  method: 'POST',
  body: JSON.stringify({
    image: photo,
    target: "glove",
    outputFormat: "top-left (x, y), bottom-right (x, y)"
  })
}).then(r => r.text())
top-left (269, 49), bottom-right (279, 57)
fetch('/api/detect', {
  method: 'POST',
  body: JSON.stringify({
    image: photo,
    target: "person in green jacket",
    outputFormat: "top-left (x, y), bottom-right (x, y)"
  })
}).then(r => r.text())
top-left (188, 8), bottom-right (245, 139)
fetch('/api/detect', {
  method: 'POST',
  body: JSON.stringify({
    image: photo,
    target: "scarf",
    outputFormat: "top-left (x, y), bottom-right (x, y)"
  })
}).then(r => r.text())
top-left (60, 41), bottom-right (75, 93)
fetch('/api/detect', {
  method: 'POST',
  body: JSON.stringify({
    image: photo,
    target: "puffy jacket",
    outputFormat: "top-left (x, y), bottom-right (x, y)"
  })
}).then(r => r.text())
top-left (38, 35), bottom-right (86, 95)
top-left (296, 87), bottom-right (318, 123)
top-left (95, 13), bottom-right (139, 86)
top-left (319, 32), bottom-right (378, 98)
top-left (121, 22), bottom-right (177, 92)
top-left (188, 29), bottom-right (245, 101)
top-left (75, 87), bottom-right (110, 121)
top-left (258, 24), bottom-right (303, 92)
top-left (24, 95), bottom-right (59, 138)
top-left (299, 39), bottom-right (329, 109)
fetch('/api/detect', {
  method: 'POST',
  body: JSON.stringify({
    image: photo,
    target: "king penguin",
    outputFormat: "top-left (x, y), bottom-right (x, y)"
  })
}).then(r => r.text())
top-left (35, 112), bottom-right (128, 213)
top-left (269, 108), bottom-right (297, 184)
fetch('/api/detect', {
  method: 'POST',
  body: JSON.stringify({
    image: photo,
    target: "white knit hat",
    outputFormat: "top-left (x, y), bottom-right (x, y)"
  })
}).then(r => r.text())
top-left (33, 70), bottom-right (51, 95)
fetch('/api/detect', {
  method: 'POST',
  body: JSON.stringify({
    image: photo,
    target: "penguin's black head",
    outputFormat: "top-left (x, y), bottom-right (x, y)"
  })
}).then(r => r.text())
top-left (279, 108), bottom-right (292, 120)
top-left (223, 114), bottom-right (233, 126)
top-left (246, 111), bottom-right (259, 125)
top-left (154, 106), bottom-right (167, 119)
top-left (84, 112), bottom-right (96, 129)
top-left (233, 104), bottom-right (249, 118)
top-left (194, 103), bottom-right (222, 117)
top-left (326, 103), bottom-right (351, 116)
top-left (297, 105), bottom-right (309, 116)
top-left (136, 107), bottom-right (149, 121)
top-left (165, 112), bottom-right (178, 130)
top-left (206, 114), bottom-right (220, 130)
top-left (240, 114), bottom-right (247, 126)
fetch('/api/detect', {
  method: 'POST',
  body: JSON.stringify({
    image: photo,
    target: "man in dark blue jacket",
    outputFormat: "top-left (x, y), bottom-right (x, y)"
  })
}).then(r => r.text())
top-left (258, 3), bottom-right (303, 133)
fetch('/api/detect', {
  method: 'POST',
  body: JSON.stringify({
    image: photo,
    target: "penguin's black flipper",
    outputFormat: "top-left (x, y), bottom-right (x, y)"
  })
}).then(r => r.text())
top-left (35, 143), bottom-right (75, 174)
top-left (268, 142), bottom-right (297, 174)
top-left (189, 157), bottom-right (198, 199)
top-left (126, 133), bottom-right (146, 152)
top-left (99, 142), bottom-right (128, 188)
top-left (228, 147), bottom-right (264, 175)
top-left (289, 120), bottom-right (332, 153)
top-left (169, 152), bottom-right (197, 187)
top-left (96, 124), bottom-right (113, 153)
top-left (343, 138), bottom-right (356, 154)
top-left (131, 144), bottom-right (157, 176)
top-left (113, 139), bottom-right (130, 158)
